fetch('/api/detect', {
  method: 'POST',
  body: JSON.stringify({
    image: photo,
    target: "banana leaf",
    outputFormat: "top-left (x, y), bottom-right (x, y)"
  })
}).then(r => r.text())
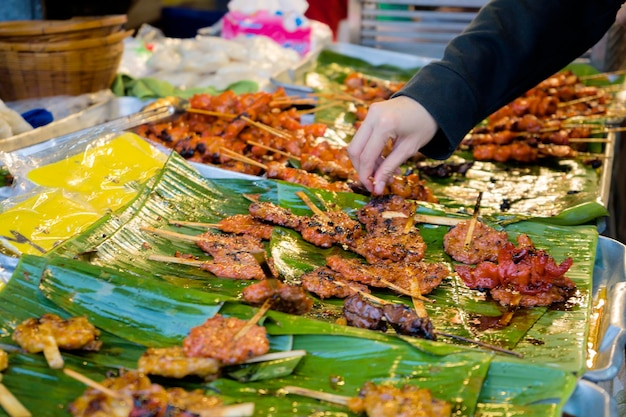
top-left (47, 152), bottom-right (598, 371)
top-left (6, 151), bottom-right (594, 415)
top-left (0, 253), bottom-right (493, 417)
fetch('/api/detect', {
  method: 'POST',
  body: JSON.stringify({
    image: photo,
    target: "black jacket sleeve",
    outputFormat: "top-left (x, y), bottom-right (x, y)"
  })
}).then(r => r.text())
top-left (393, 0), bottom-right (623, 159)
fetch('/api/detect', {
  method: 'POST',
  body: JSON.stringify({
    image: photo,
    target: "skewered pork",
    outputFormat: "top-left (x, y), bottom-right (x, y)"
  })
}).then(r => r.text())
top-left (183, 314), bottom-right (269, 365)
top-left (242, 279), bottom-right (313, 315)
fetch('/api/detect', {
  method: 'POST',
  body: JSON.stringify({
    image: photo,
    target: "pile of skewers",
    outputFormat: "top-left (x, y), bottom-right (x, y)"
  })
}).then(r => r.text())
top-left (461, 70), bottom-right (624, 163)
top-left (135, 88), bottom-right (439, 202)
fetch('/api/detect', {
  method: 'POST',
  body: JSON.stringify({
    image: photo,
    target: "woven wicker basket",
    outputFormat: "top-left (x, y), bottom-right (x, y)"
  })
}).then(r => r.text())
top-left (0, 29), bottom-right (132, 101)
top-left (0, 15), bottom-right (128, 43)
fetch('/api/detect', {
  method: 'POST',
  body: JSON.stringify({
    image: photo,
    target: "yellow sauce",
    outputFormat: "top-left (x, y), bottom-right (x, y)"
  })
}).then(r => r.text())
top-left (1, 133), bottom-right (167, 255)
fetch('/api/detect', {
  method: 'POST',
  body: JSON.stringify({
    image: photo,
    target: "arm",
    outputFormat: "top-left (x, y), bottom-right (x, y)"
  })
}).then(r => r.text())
top-left (348, 0), bottom-right (622, 194)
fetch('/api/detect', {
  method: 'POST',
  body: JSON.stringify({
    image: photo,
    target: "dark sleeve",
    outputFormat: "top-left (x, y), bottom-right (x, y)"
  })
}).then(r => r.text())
top-left (393, 0), bottom-right (623, 159)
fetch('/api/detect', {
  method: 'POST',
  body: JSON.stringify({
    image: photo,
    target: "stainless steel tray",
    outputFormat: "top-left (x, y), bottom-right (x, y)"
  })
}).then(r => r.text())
top-left (565, 378), bottom-right (618, 417)
top-left (586, 236), bottom-right (626, 382)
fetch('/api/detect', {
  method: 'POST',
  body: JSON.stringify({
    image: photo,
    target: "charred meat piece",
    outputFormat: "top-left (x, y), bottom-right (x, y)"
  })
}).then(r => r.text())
top-left (183, 314), bottom-right (269, 365)
top-left (265, 161), bottom-right (353, 193)
top-left (195, 232), bottom-right (265, 255)
top-left (242, 279), bottom-right (313, 315)
top-left (249, 201), bottom-right (305, 230)
top-left (301, 266), bottom-right (370, 299)
top-left (349, 229), bottom-right (427, 264)
top-left (299, 210), bottom-right (364, 248)
top-left (215, 214), bottom-right (275, 240)
top-left (326, 255), bottom-right (445, 295)
top-left (175, 250), bottom-right (266, 280)
top-left (343, 294), bottom-right (388, 332)
top-left (443, 219), bottom-right (509, 264)
top-left (357, 194), bottom-right (418, 233)
top-left (382, 303), bottom-right (437, 341)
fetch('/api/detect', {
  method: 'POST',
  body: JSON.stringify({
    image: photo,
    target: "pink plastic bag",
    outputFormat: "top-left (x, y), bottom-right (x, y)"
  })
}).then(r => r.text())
top-left (222, 10), bottom-right (312, 56)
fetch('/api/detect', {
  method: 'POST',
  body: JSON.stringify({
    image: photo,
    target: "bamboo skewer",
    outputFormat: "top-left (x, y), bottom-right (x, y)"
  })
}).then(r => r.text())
top-left (234, 297), bottom-right (274, 341)
top-left (186, 108), bottom-right (237, 120)
top-left (270, 98), bottom-right (317, 106)
top-left (295, 191), bottom-right (329, 221)
top-left (240, 115), bottom-right (293, 140)
top-left (436, 331), bottom-right (523, 357)
top-left (148, 254), bottom-right (212, 268)
top-left (186, 107), bottom-right (292, 140)
top-left (567, 138), bottom-right (611, 143)
top-left (220, 147), bottom-right (268, 170)
top-left (557, 94), bottom-right (610, 108)
top-left (463, 192), bottom-right (483, 249)
top-left (0, 375), bottom-right (31, 417)
top-left (282, 385), bottom-right (351, 406)
top-left (63, 368), bottom-right (129, 401)
top-left (297, 100), bottom-right (343, 115)
top-left (246, 140), bottom-right (294, 158)
top-left (141, 226), bottom-right (203, 243)
top-left (39, 325), bottom-right (63, 369)
top-left (379, 278), bottom-right (434, 303)
top-left (169, 219), bottom-right (221, 229)
top-left (412, 213), bottom-right (465, 227)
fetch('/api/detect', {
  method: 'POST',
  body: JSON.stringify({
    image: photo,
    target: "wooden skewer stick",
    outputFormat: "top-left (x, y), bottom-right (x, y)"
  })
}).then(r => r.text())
top-left (246, 140), bottom-right (295, 158)
top-left (567, 138), bottom-right (612, 143)
top-left (243, 349), bottom-right (307, 364)
top-left (557, 94), bottom-right (608, 108)
top-left (463, 192), bottom-right (483, 249)
top-left (240, 115), bottom-right (293, 140)
top-left (295, 191), bottom-right (330, 221)
top-left (220, 147), bottom-right (269, 171)
top-left (297, 100), bottom-right (343, 115)
top-left (140, 226), bottom-right (203, 243)
top-left (39, 325), bottom-right (63, 369)
top-left (413, 213), bottom-right (465, 227)
top-left (0, 374), bottom-right (31, 417)
top-left (198, 403), bottom-right (255, 417)
top-left (234, 297), bottom-right (274, 341)
top-left (169, 219), bottom-right (221, 229)
top-left (435, 331), bottom-right (523, 358)
top-left (333, 280), bottom-right (388, 304)
top-left (282, 385), bottom-right (351, 406)
top-left (63, 368), bottom-right (130, 401)
top-left (408, 282), bottom-right (522, 357)
top-left (270, 98), bottom-right (317, 106)
top-left (379, 278), bottom-right (434, 303)
top-left (186, 108), bottom-right (237, 120)
top-left (410, 280), bottom-right (430, 319)
top-left (186, 107), bottom-right (293, 140)
top-left (148, 255), bottom-right (212, 268)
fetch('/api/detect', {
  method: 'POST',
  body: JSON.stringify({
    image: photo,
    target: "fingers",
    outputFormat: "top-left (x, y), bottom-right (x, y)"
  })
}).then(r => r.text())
top-left (348, 96), bottom-right (439, 194)
top-left (372, 139), bottom-right (419, 194)
top-left (348, 111), bottom-right (389, 192)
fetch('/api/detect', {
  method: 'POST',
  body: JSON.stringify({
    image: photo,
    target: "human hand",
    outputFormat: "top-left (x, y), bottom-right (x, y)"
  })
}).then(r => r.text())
top-left (618, 2), bottom-right (626, 26)
top-left (347, 95), bottom-right (438, 195)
